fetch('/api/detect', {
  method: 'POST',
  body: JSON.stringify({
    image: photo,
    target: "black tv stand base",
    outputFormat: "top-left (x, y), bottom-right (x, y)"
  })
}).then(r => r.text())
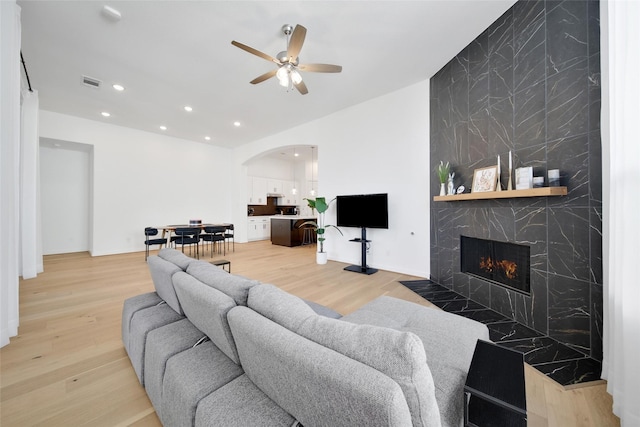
top-left (344, 265), bottom-right (378, 275)
top-left (344, 227), bottom-right (378, 275)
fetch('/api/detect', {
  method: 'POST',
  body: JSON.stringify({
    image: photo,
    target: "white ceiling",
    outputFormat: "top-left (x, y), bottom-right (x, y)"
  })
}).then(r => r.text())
top-left (18, 0), bottom-right (516, 149)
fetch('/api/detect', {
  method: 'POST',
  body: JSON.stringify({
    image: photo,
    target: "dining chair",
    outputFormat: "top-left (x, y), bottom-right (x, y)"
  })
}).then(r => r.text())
top-left (173, 227), bottom-right (201, 258)
top-left (144, 227), bottom-right (168, 260)
top-left (201, 226), bottom-right (226, 257)
top-left (223, 224), bottom-right (235, 252)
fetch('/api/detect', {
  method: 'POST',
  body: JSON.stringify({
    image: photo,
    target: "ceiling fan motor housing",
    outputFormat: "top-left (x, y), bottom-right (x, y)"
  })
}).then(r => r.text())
top-left (277, 51), bottom-right (298, 65)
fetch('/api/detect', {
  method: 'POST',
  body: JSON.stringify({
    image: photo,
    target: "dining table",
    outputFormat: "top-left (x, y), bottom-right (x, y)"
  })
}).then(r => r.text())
top-left (157, 223), bottom-right (233, 248)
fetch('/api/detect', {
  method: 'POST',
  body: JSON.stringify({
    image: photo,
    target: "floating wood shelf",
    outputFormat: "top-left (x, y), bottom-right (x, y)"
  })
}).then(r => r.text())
top-left (433, 186), bottom-right (567, 201)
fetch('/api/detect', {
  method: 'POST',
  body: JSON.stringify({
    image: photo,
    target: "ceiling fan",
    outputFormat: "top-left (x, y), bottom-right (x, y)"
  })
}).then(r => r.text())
top-left (231, 24), bottom-right (342, 95)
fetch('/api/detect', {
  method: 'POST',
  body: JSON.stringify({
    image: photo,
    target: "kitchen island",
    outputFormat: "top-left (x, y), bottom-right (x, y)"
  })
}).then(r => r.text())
top-left (270, 216), bottom-right (316, 247)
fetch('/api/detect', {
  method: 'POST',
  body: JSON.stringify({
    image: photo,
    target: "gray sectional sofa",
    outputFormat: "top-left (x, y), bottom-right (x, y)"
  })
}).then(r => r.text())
top-left (122, 248), bottom-right (490, 426)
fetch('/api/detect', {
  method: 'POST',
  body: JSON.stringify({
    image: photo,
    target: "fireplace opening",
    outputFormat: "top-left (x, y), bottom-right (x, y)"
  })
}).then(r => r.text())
top-left (461, 236), bottom-right (531, 295)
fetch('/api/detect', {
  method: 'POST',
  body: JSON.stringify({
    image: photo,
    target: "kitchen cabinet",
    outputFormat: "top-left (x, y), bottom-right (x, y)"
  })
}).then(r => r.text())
top-left (247, 217), bottom-right (270, 241)
top-left (280, 180), bottom-right (298, 205)
top-left (247, 177), bottom-right (267, 205)
top-left (271, 216), bottom-right (315, 247)
top-left (266, 179), bottom-right (283, 194)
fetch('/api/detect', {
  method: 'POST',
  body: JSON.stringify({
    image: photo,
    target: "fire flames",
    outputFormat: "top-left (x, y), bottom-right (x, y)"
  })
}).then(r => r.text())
top-left (479, 257), bottom-right (518, 280)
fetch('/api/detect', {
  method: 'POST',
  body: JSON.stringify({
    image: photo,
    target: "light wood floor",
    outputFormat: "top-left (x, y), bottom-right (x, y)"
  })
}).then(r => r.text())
top-left (1, 241), bottom-right (619, 426)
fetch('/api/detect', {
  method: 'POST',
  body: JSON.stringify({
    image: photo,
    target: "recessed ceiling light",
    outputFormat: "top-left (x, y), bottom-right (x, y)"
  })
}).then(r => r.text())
top-left (233, 121), bottom-right (241, 127)
top-left (204, 136), bottom-right (211, 141)
top-left (102, 5), bottom-right (122, 21)
top-left (112, 84), bottom-right (125, 91)
top-left (184, 106), bottom-right (193, 112)
top-left (294, 152), bottom-right (299, 157)
top-left (101, 111), bottom-right (111, 117)
top-left (159, 125), bottom-right (167, 131)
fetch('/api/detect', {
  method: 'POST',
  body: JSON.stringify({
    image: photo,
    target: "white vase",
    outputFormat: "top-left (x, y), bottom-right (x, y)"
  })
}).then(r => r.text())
top-left (439, 182), bottom-right (446, 196)
top-left (316, 252), bottom-right (328, 265)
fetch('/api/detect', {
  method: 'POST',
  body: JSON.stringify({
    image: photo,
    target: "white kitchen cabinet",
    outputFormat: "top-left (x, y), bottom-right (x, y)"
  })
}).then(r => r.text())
top-left (280, 180), bottom-right (298, 205)
top-left (266, 179), bottom-right (283, 194)
top-left (260, 218), bottom-right (270, 240)
top-left (247, 217), bottom-right (270, 241)
top-left (247, 177), bottom-right (267, 205)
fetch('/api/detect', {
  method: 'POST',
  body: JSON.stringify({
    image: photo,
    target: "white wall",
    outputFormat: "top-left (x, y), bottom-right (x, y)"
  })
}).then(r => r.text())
top-left (247, 156), bottom-right (295, 181)
top-left (38, 111), bottom-right (234, 256)
top-left (233, 81), bottom-right (431, 277)
top-left (40, 142), bottom-right (91, 254)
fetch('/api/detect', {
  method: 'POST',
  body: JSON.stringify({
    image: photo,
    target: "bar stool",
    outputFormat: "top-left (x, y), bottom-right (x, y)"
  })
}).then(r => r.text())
top-left (302, 225), bottom-right (316, 246)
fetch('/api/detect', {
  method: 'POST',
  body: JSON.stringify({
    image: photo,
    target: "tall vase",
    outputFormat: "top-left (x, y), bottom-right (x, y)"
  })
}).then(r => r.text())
top-left (439, 182), bottom-right (446, 196)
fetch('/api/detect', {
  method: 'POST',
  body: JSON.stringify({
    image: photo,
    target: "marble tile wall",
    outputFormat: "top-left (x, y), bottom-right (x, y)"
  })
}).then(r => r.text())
top-left (429, 0), bottom-right (602, 360)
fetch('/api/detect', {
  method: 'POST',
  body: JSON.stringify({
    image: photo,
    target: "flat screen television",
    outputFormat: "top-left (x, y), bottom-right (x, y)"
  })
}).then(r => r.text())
top-left (336, 193), bottom-right (388, 229)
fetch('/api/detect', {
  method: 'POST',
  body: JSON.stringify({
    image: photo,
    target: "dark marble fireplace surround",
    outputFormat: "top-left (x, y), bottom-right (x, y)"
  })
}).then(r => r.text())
top-left (429, 0), bottom-right (602, 368)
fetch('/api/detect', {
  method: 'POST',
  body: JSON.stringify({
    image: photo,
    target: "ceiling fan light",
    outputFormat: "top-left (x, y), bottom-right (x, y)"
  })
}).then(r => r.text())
top-left (276, 65), bottom-right (288, 80)
top-left (291, 69), bottom-right (302, 84)
top-left (278, 75), bottom-right (290, 87)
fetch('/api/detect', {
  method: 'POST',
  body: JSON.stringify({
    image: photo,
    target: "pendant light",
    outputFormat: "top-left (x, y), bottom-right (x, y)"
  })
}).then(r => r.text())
top-left (310, 146), bottom-right (316, 196)
top-left (292, 147), bottom-right (297, 195)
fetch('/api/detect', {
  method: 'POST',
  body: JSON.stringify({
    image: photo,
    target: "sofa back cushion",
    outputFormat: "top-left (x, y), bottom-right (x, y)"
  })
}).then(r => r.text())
top-left (158, 247), bottom-right (194, 270)
top-left (247, 284), bottom-right (441, 427)
top-left (172, 271), bottom-right (239, 364)
top-left (228, 306), bottom-right (413, 426)
top-left (247, 284), bottom-right (316, 330)
top-left (187, 260), bottom-right (259, 306)
top-left (147, 255), bottom-right (183, 315)
top-left (297, 316), bottom-right (441, 427)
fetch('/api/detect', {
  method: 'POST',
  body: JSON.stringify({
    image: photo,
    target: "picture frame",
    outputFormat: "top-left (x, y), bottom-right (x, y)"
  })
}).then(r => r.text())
top-left (515, 166), bottom-right (533, 190)
top-left (471, 166), bottom-right (498, 193)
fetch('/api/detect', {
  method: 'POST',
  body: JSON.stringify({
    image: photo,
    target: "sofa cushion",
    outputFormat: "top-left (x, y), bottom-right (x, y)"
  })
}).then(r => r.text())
top-left (195, 374), bottom-right (295, 427)
top-left (128, 304), bottom-right (184, 384)
top-left (297, 315), bottom-right (441, 427)
top-left (247, 284), bottom-right (317, 330)
top-left (303, 298), bottom-right (342, 318)
top-left (228, 306), bottom-right (413, 426)
top-left (342, 296), bottom-right (490, 427)
top-left (158, 247), bottom-right (194, 270)
top-left (187, 260), bottom-right (259, 306)
top-left (144, 318), bottom-right (206, 419)
top-left (147, 255), bottom-right (183, 315)
top-left (161, 341), bottom-right (243, 427)
top-left (248, 284), bottom-right (439, 426)
top-left (173, 271), bottom-right (240, 364)
top-left (121, 292), bottom-right (162, 355)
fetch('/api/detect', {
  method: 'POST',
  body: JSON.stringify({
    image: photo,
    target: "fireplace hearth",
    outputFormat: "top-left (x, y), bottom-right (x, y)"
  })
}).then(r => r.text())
top-left (461, 236), bottom-right (530, 295)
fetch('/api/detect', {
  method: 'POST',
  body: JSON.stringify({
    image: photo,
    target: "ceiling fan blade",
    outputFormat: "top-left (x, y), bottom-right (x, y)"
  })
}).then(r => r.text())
top-left (294, 79), bottom-right (309, 95)
top-left (250, 69), bottom-right (277, 84)
top-left (298, 63), bottom-right (342, 73)
top-left (287, 25), bottom-right (307, 61)
top-left (231, 40), bottom-right (280, 64)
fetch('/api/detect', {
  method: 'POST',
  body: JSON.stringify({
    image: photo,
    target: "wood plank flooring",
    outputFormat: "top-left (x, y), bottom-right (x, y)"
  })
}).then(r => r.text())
top-left (0, 241), bottom-right (619, 426)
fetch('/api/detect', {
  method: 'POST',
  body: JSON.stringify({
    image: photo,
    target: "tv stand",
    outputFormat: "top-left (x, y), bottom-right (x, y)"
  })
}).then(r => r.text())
top-left (344, 227), bottom-right (378, 275)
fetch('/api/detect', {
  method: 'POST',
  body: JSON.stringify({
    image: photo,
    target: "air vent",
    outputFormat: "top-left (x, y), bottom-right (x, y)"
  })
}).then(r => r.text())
top-left (82, 75), bottom-right (102, 89)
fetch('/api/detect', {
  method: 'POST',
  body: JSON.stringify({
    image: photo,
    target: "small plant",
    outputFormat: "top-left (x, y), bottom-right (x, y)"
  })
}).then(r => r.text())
top-left (437, 161), bottom-right (450, 183)
top-left (300, 197), bottom-right (343, 254)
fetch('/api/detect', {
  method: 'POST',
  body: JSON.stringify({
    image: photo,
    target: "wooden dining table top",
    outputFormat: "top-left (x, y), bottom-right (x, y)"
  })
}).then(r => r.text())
top-left (158, 223), bottom-right (232, 231)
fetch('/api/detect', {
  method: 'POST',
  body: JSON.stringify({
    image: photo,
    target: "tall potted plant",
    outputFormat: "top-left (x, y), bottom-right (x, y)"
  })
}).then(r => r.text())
top-left (301, 197), bottom-right (343, 264)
